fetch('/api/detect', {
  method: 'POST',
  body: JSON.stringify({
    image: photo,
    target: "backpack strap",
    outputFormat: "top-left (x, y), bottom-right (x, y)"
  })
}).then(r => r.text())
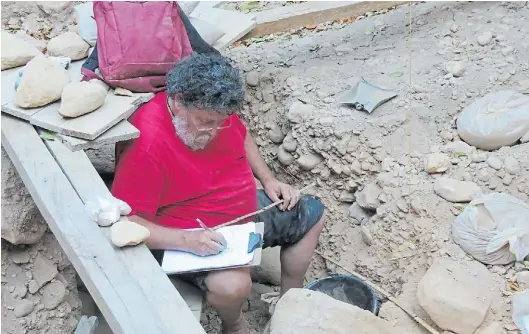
top-left (81, 44), bottom-right (103, 82)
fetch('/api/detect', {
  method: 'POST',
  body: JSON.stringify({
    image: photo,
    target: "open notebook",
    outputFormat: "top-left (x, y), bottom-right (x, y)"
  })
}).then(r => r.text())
top-left (161, 222), bottom-right (262, 274)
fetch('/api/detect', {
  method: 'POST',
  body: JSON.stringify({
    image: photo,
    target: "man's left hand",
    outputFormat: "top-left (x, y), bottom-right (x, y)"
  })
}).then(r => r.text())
top-left (262, 178), bottom-right (300, 211)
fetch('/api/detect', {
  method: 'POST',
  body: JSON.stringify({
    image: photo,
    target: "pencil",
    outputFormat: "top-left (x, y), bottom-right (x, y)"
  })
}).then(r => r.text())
top-left (196, 218), bottom-right (211, 231)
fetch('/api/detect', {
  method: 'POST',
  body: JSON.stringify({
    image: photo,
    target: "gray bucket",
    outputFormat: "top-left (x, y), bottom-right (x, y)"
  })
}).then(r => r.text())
top-left (304, 273), bottom-right (381, 315)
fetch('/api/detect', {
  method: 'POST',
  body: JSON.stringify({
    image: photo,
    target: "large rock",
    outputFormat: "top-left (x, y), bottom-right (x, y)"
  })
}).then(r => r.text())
top-left (58, 82), bottom-right (107, 118)
top-left (14, 55), bottom-right (70, 108)
top-left (355, 182), bottom-right (382, 210)
top-left (277, 145), bottom-right (295, 166)
top-left (110, 220), bottom-right (150, 247)
top-left (270, 289), bottom-right (398, 334)
top-left (287, 101), bottom-right (314, 124)
top-left (1, 30), bottom-right (41, 70)
top-left (15, 31), bottom-right (47, 53)
top-left (417, 258), bottom-right (493, 334)
top-left (1, 148), bottom-right (47, 245)
top-left (433, 177), bottom-right (481, 203)
top-left (250, 246), bottom-right (281, 286)
top-left (425, 153), bottom-right (450, 173)
top-left (47, 32), bottom-right (90, 60)
top-left (297, 152), bottom-right (323, 171)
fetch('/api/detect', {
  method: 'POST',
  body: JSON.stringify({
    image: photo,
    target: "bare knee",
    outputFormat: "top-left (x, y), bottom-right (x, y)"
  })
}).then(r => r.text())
top-left (206, 267), bottom-right (252, 301)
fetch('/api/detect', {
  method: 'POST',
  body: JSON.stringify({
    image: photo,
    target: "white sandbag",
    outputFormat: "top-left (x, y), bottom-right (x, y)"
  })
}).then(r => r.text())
top-left (452, 192), bottom-right (529, 265)
top-left (456, 90), bottom-right (529, 151)
top-left (58, 81), bottom-right (107, 118)
top-left (1, 30), bottom-right (41, 70)
top-left (189, 17), bottom-right (225, 45)
top-left (84, 196), bottom-right (131, 227)
top-left (74, 2), bottom-right (97, 46)
top-left (47, 32), bottom-right (90, 61)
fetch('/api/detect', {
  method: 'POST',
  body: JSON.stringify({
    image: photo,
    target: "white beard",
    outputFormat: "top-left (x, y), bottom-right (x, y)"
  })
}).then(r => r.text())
top-left (172, 116), bottom-right (211, 151)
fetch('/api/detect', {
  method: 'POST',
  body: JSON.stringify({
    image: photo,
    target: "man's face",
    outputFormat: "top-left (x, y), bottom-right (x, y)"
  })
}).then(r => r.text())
top-left (169, 98), bottom-right (231, 151)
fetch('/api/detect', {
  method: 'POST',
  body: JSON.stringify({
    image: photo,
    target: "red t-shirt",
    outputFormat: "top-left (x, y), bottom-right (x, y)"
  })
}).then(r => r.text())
top-left (111, 92), bottom-right (257, 229)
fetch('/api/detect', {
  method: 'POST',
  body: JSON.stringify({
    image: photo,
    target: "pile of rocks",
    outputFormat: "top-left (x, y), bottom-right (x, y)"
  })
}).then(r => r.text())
top-left (2, 149), bottom-right (82, 333)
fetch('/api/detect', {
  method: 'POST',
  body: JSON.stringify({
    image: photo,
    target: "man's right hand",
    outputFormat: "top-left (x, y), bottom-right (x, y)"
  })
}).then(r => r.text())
top-left (184, 230), bottom-right (227, 256)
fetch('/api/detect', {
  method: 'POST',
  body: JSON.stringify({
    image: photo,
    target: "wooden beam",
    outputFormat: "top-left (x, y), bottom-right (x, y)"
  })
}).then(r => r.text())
top-left (1, 114), bottom-right (203, 334)
top-left (243, 1), bottom-right (409, 39)
top-left (55, 120), bottom-right (139, 152)
top-left (42, 133), bottom-right (205, 332)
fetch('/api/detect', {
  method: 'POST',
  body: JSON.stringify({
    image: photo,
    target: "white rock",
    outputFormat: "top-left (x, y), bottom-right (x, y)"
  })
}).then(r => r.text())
top-left (13, 299), bottom-right (34, 318)
top-left (58, 82), bottom-right (107, 118)
top-left (110, 219), bottom-right (150, 247)
top-left (434, 177), bottom-right (481, 202)
top-left (270, 289), bottom-right (398, 334)
top-left (425, 153), bottom-right (451, 173)
top-left (477, 31), bottom-right (493, 46)
top-left (246, 71), bottom-right (259, 87)
top-left (1, 30), bottom-right (41, 70)
top-left (348, 202), bottom-right (371, 224)
top-left (516, 271), bottom-right (529, 289)
top-left (443, 141), bottom-right (473, 156)
top-left (15, 30), bottom-right (47, 53)
top-left (42, 281), bottom-right (66, 309)
top-left (296, 152), bottom-right (323, 171)
top-left (417, 258), bottom-right (492, 334)
top-left (277, 145), bottom-right (295, 166)
top-left (445, 61), bottom-right (466, 77)
top-left (501, 46), bottom-right (513, 56)
top-left (287, 101), bottom-right (314, 124)
top-left (504, 156), bottom-right (520, 174)
top-left (47, 32), bottom-right (90, 60)
top-left (356, 182), bottom-right (382, 210)
top-left (14, 55), bottom-right (70, 108)
top-left (486, 156), bottom-right (502, 170)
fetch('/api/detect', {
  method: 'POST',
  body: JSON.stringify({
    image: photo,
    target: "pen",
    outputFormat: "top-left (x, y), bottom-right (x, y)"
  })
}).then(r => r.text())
top-left (196, 218), bottom-right (211, 232)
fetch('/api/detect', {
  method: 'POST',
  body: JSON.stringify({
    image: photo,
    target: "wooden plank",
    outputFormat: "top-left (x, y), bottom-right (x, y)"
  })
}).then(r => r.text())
top-left (74, 315), bottom-right (99, 334)
top-left (30, 92), bottom-right (153, 140)
top-left (0, 114), bottom-right (181, 334)
top-left (42, 134), bottom-right (205, 333)
top-left (190, 8), bottom-right (256, 50)
top-left (55, 120), bottom-right (139, 152)
top-left (243, 1), bottom-right (409, 39)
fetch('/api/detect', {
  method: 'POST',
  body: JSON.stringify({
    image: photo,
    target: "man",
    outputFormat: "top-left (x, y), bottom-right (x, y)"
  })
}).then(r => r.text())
top-left (111, 53), bottom-right (325, 334)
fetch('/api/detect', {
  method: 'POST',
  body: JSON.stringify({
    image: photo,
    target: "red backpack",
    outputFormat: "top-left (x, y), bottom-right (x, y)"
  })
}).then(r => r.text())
top-left (81, 1), bottom-right (193, 93)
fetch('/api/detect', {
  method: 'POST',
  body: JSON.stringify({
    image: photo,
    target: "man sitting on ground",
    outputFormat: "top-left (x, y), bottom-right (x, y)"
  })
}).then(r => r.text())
top-left (111, 53), bottom-right (325, 334)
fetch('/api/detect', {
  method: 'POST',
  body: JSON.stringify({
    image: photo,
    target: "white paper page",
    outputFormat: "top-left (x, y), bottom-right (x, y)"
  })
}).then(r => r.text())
top-left (162, 222), bottom-right (255, 274)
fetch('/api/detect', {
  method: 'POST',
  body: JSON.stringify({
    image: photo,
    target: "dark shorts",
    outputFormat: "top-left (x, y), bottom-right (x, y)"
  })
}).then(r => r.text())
top-left (152, 190), bottom-right (324, 291)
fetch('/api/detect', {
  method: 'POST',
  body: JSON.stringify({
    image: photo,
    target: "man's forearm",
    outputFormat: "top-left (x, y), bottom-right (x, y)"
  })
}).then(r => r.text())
top-left (128, 215), bottom-right (190, 251)
top-left (245, 133), bottom-right (275, 184)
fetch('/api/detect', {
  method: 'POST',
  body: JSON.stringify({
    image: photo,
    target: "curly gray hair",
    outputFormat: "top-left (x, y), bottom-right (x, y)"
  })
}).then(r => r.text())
top-left (166, 53), bottom-right (245, 115)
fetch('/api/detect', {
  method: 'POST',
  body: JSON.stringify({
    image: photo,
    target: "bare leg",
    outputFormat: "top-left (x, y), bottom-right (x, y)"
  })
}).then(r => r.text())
top-left (279, 213), bottom-right (325, 296)
top-left (206, 267), bottom-right (252, 334)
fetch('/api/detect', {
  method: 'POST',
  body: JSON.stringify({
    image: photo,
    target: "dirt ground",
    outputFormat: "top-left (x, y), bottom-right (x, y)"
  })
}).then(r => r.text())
top-left (2, 1), bottom-right (529, 334)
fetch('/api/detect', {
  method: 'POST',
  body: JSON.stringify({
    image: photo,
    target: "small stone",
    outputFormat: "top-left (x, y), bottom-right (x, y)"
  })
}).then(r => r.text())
top-left (246, 71), bottom-right (259, 87)
top-left (417, 258), bottom-right (492, 334)
top-left (13, 299), bottom-right (34, 318)
top-left (471, 153), bottom-right (487, 163)
top-left (11, 249), bottom-right (30, 264)
top-left (445, 61), bottom-right (466, 77)
top-left (110, 219), bottom-right (151, 247)
top-left (443, 141), bottom-right (473, 156)
top-left (486, 157), bottom-right (503, 170)
top-left (32, 254), bottom-right (58, 291)
top-left (355, 183), bottom-right (382, 210)
top-left (287, 101), bottom-right (314, 124)
top-left (28, 280), bottom-right (39, 294)
top-left (42, 281), bottom-right (66, 310)
top-left (338, 191), bottom-right (355, 203)
top-left (360, 226), bottom-right (373, 246)
top-left (477, 169), bottom-right (491, 182)
top-left (504, 156), bottom-right (520, 174)
top-left (268, 125), bottom-right (285, 144)
top-left (502, 174), bottom-right (513, 185)
top-left (425, 153), bottom-right (451, 173)
top-left (348, 202), bottom-right (371, 224)
top-left (434, 177), bottom-right (481, 203)
top-left (450, 23), bottom-right (459, 33)
top-left (277, 145), bottom-right (295, 166)
top-left (477, 31), bottom-right (493, 46)
top-left (297, 152), bottom-right (323, 171)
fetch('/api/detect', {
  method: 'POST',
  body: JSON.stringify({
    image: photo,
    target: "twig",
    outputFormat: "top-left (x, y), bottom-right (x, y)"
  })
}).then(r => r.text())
top-left (314, 250), bottom-right (440, 334)
top-left (212, 183), bottom-right (316, 231)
